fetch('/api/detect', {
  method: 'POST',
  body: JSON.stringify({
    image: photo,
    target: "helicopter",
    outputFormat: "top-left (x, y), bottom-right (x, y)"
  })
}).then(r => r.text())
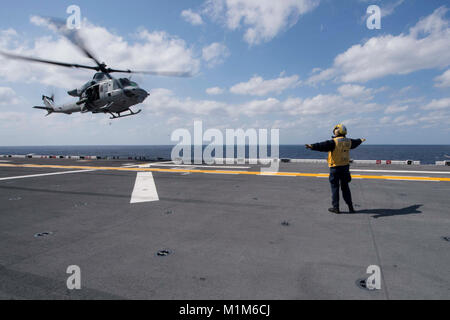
top-left (0, 18), bottom-right (191, 119)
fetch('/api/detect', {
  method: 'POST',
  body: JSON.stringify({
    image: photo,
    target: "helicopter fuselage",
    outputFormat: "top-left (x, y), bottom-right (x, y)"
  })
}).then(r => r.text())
top-left (49, 77), bottom-right (149, 118)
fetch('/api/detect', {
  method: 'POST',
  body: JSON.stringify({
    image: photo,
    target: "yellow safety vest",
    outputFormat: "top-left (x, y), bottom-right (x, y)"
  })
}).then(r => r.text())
top-left (328, 137), bottom-right (351, 167)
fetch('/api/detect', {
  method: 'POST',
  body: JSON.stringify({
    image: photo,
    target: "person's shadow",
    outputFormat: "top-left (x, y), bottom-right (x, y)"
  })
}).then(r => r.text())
top-left (352, 204), bottom-right (423, 219)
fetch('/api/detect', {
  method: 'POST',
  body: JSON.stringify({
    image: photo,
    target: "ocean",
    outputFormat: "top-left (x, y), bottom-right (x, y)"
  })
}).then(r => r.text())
top-left (0, 145), bottom-right (449, 164)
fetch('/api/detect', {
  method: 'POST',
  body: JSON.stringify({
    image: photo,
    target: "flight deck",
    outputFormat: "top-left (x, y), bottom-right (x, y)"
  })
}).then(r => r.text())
top-left (0, 158), bottom-right (449, 299)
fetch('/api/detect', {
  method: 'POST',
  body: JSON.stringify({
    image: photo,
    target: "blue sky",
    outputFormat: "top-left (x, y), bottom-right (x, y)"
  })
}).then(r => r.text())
top-left (0, 0), bottom-right (449, 145)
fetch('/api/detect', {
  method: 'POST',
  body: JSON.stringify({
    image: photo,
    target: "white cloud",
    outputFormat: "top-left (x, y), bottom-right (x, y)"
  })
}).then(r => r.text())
top-left (381, 0), bottom-right (405, 17)
top-left (139, 84), bottom-right (450, 138)
top-left (434, 69), bottom-right (450, 87)
top-left (422, 97), bottom-right (450, 110)
top-left (307, 68), bottom-right (336, 86)
top-left (201, 0), bottom-right (320, 45)
top-left (0, 28), bottom-right (18, 48)
top-left (417, 110), bottom-right (450, 127)
top-left (392, 115), bottom-right (419, 126)
top-left (206, 87), bottom-right (224, 95)
top-left (145, 88), bottom-right (226, 115)
top-left (282, 94), bottom-right (380, 116)
top-left (202, 42), bottom-right (230, 67)
top-left (391, 86), bottom-right (414, 97)
top-left (235, 98), bottom-right (281, 116)
top-left (146, 82), bottom-right (382, 120)
top-left (0, 112), bottom-right (30, 132)
top-left (384, 105), bottom-right (409, 114)
top-left (181, 9), bottom-right (204, 25)
top-left (146, 87), bottom-right (283, 117)
top-left (0, 18), bottom-right (200, 89)
top-left (308, 7), bottom-right (450, 84)
top-left (0, 87), bottom-right (20, 105)
top-left (167, 116), bottom-right (184, 125)
top-left (376, 107), bottom-right (450, 128)
top-left (230, 74), bottom-right (300, 96)
top-left (337, 84), bottom-right (373, 99)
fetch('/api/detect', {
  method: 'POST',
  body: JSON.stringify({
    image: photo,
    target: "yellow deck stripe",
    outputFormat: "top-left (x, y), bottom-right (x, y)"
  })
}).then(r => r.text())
top-left (0, 163), bottom-right (449, 182)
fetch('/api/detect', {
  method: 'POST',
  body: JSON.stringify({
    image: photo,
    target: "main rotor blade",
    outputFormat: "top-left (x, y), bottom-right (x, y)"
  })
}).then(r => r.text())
top-left (38, 17), bottom-right (109, 76)
top-left (0, 51), bottom-right (100, 71)
top-left (107, 68), bottom-right (193, 78)
top-left (4, 16), bottom-right (192, 80)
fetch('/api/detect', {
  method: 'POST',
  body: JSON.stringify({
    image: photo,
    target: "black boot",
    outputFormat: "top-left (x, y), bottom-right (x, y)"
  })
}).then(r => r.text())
top-left (328, 207), bottom-right (340, 214)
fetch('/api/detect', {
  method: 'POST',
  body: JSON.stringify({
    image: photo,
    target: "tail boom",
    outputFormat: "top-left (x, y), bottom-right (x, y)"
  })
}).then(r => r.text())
top-left (33, 106), bottom-right (54, 116)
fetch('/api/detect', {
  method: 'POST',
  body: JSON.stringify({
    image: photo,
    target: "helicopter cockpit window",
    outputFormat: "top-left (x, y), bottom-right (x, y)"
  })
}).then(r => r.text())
top-left (94, 73), bottom-right (106, 81)
top-left (113, 79), bottom-right (120, 90)
top-left (119, 78), bottom-right (138, 87)
top-left (119, 78), bottom-right (131, 87)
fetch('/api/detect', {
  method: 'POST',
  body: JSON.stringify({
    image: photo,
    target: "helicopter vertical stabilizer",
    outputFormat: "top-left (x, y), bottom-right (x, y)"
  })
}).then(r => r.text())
top-left (33, 95), bottom-right (55, 116)
top-left (43, 95), bottom-right (55, 109)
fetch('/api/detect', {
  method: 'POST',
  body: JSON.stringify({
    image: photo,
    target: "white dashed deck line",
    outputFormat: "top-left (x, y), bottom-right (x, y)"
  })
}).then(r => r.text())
top-left (351, 169), bottom-right (450, 175)
top-left (122, 163), bottom-right (138, 167)
top-left (130, 172), bottom-right (159, 204)
top-left (137, 161), bottom-right (173, 168)
top-left (206, 172), bottom-right (240, 175)
top-left (383, 177), bottom-right (440, 182)
top-left (0, 169), bottom-right (97, 181)
top-left (142, 163), bottom-right (251, 169)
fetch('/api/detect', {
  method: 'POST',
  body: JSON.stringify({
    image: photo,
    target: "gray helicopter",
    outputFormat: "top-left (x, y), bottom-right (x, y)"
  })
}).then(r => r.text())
top-left (0, 18), bottom-right (190, 119)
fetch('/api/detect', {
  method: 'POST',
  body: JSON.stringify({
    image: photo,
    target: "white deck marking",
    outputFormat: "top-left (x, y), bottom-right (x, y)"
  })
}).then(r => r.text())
top-left (157, 164), bottom-right (251, 169)
top-left (351, 169), bottom-right (450, 175)
top-left (260, 172), bottom-right (282, 176)
top-left (122, 163), bottom-right (137, 167)
top-left (385, 178), bottom-right (439, 182)
top-left (137, 161), bottom-right (173, 168)
top-left (0, 169), bottom-right (96, 181)
top-left (130, 172), bottom-right (159, 204)
top-left (381, 175), bottom-right (439, 182)
top-left (173, 167), bottom-right (194, 175)
top-left (138, 163), bottom-right (251, 169)
top-left (206, 172), bottom-right (240, 175)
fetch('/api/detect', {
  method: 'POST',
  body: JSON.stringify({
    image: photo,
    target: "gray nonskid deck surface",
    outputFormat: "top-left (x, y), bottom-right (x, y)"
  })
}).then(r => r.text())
top-left (0, 159), bottom-right (449, 299)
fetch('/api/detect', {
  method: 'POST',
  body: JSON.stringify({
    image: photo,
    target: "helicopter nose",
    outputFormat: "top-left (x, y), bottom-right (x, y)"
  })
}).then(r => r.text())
top-left (136, 88), bottom-right (149, 101)
top-left (124, 88), bottom-right (149, 101)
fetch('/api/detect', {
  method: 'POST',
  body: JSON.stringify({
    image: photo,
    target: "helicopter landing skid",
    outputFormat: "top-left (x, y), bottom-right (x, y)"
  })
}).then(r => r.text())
top-left (109, 108), bottom-right (142, 120)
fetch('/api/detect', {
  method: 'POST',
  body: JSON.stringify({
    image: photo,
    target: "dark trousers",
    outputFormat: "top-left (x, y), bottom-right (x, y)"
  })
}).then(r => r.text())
top-left (329, 165), bottom-right (353, 209)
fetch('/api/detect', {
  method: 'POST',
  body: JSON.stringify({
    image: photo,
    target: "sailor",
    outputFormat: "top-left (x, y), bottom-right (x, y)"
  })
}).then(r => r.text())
top-left (306, 124), bottom-right (366, 214)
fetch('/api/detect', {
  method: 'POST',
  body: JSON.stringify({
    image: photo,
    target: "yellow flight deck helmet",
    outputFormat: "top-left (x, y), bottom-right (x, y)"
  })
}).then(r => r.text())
top-left (333, 124), bottom-right (347, 136)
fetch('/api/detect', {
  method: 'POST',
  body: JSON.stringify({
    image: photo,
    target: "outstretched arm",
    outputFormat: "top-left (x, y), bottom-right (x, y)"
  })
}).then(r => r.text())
top-left (306, 140), bottom-right (336, 152)
top-left (351, 138), bottom-right (366, 149)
